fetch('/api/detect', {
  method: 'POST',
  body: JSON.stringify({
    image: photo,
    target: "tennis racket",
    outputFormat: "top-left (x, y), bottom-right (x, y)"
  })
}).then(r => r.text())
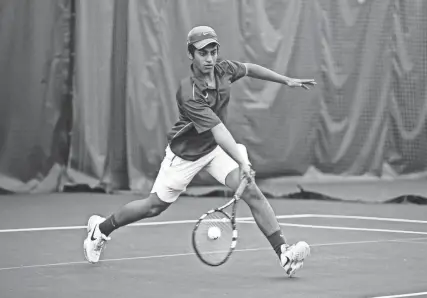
top-left (192, 177), bottom-right (250, 266)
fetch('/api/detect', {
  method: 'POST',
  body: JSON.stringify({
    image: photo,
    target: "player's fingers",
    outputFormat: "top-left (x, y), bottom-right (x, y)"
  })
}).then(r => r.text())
top-left (242, 170), bottom-right (251, 180)
top-left (301, 79), bottom-right (316, 85)
top-left (301, 79), bottom-right (316, 84)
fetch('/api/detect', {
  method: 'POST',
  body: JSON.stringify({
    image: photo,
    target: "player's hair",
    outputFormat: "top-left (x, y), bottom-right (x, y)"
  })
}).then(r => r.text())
top-left (188, 44), bottom-right (197, 58)
top-left (187, 43), bottom-right (219, 58)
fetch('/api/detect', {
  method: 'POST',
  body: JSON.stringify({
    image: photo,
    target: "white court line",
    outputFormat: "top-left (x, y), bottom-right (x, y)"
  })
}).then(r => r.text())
top-left (371, 292), bottom-right (427, 298)
top-left (306, 214), bottom-right (427, 224)
top-left (0, 236), bottom-right (425, 272)
top-left (389, 239), bottom-right (427, 245)
top-left (233, 220), bottom-right (427, 235)
top-left (0, 214), bottom-right (427, 235)
top-left (277, 222), bottom-right (427, 235)
top-left (0, 214), bottom-right (311, 233)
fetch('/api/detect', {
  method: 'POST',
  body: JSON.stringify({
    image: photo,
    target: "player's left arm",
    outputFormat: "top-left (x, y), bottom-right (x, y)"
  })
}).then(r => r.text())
top-left (243, 63), bottom-right (316, 90)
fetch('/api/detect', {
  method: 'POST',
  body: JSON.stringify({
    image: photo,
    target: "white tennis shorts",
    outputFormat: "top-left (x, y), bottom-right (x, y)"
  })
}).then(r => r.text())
top-left (151, 144), bottom-right (249, 203)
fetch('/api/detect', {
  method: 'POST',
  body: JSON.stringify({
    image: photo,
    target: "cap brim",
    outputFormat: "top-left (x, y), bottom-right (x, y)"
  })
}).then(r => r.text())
top-left (193, 39), bottom-right (219, 49)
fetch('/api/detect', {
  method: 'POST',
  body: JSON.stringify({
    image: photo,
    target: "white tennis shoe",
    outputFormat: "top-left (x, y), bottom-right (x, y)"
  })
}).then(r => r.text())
top-left (280, 241), bottom-right (311, 277)
top-left (83, 215), bottom-right (110, 264)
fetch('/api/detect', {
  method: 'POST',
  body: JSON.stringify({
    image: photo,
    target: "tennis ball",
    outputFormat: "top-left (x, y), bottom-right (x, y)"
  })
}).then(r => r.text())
top-left (207, 226), bottom-right (221, 240)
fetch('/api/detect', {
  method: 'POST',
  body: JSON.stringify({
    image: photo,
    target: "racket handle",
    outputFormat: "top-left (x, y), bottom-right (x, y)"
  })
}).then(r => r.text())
top-left (235, 177), bottom-right (249, 198)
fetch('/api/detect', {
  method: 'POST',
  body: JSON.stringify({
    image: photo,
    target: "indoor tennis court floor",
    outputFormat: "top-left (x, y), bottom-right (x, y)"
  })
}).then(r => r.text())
top-left (1, 193), bottom-right (426, 298)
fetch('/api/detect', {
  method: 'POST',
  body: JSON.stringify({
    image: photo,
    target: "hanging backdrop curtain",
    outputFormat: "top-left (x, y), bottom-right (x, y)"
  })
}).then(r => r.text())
top-left (1, 0), bottom-right (426, 194)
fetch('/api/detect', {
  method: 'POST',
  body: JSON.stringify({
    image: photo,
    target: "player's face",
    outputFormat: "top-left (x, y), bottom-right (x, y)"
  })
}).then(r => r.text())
top-left (193, 43), bottom-right (218, 75)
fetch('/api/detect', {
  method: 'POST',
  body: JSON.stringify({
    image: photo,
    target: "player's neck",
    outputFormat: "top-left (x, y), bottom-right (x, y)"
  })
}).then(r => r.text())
top-left (193, 65), bottom-right (215, 87)
top-left (204, 73), bottom-right (215, 88)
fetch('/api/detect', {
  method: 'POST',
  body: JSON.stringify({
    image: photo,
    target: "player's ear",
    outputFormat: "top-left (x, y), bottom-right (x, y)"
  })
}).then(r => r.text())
top-left (187, 44), bottom-right (196, 60)
top-left (187, 50), bottom-right (194, 60)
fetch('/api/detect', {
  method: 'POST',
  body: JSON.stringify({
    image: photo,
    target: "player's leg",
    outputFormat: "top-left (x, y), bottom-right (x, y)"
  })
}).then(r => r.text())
top-left (83, 146), bottom-right (208, 264)
top-left (205, 145), bottom-right (283, 242)
top-left (224, 168), bottom-right (310, 275)
top-left (206, 144), bottom-right (310, 276)
top-left (98, 192), bottom-right (171, 237)
top-left (224, 168), bottom-right (287, 255)
top-left (83, 192), bottom-right (170, 264)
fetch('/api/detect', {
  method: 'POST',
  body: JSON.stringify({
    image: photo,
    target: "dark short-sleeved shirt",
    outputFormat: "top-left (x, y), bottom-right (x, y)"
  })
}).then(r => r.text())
top-left (167, 58), bottom-right (247, 161)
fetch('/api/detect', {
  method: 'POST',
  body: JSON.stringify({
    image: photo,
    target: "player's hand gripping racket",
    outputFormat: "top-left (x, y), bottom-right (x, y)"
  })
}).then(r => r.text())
top-left (192, 176), bottom-right (250, 266)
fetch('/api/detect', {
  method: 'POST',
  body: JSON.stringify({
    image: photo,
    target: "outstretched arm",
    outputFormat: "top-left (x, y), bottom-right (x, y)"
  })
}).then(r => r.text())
top-left (243, 63), bottom-right (316, 90)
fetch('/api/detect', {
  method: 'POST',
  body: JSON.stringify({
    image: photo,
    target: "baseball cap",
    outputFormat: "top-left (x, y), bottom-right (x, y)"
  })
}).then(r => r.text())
top-left (187, 26), bottom-right (220, 50)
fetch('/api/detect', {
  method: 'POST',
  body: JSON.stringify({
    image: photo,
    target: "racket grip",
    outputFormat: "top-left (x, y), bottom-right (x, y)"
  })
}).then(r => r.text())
top-left (235, 177), bottom-right (249, 197)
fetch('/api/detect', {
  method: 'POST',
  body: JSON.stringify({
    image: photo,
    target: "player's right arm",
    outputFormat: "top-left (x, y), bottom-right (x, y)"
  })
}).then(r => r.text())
top-left (211, 122), bottom-right (247, 166)
top-left (211, 123), bottom-right (252, 179)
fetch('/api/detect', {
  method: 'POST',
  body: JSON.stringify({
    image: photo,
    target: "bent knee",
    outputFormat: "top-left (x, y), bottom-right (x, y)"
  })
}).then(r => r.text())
top-left (242, 183), bottom-right (259, 202)
top-left (147, 193), bottom-right (170, 217)
top-left (148, 205), bottom-right (166, 217)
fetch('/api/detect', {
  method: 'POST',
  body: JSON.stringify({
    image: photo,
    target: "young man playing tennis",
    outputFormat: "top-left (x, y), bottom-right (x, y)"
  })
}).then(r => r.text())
top-left (84, 26), bottom-right (316, 276)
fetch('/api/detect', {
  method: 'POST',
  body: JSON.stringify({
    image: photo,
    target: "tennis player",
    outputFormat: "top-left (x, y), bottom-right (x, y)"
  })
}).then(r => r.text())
top-left (84, 26), bottom-right (316, 276)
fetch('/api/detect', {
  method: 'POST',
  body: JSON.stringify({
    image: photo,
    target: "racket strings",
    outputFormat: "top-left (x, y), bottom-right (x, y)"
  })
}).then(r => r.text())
top-left (193, 211), bottom-right (234, 266)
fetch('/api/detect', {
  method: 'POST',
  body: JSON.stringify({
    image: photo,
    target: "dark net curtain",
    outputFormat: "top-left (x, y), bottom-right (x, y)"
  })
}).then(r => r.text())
top-left (0, 0), bottom-right (426, 194)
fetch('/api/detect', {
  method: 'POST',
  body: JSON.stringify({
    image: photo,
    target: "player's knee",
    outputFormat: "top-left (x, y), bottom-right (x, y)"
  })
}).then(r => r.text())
top-left (147, 193), bottom-right (170, 217)
top-left (242, 183), bottom-right (259, 204)
top-left (147, 206), bottom-right (165, 217)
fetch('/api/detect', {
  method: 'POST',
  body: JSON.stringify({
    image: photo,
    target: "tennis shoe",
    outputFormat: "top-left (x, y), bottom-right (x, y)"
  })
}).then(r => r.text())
top-left (83, 215), bottom-right (110, 264)
top-left (280, 241), bottom-right (310, 277)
